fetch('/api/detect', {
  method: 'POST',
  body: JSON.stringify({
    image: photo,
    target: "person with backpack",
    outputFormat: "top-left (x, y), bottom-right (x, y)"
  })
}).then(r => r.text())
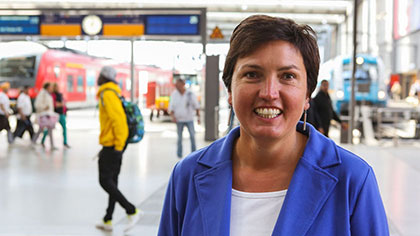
top-left (95, 66), bottom-right (141, 232)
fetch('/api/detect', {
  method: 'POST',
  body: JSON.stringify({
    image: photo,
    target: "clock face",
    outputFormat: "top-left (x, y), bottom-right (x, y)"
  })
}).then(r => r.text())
top-left (82, 15), bottom-right (102, 35)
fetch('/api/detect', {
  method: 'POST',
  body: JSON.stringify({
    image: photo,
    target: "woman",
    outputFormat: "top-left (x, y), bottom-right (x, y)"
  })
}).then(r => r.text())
top-left (32, 82), bottom-right (58, 149)
top-left (158, 15), bottom-right (388, 235)
top-left (41, 82), bottom-right (70, 148)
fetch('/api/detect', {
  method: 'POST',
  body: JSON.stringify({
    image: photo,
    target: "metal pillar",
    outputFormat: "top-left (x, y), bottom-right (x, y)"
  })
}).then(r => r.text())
top-left (130, 38), bottom-right (135, 103)
top-left (349, 0), bottom-right (360, 144)
top-left (204, 55), bottom-right (220, 141)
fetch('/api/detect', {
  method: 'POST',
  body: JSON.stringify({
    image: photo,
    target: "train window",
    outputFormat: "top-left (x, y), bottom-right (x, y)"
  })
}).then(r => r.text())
top-left (77, 75), bottom-right (84, 92)
top-left (54, 66), bottom-right (60, 78)
top-left (67, 75), bottom-right (74, 92)
top-left (0, 55), bottom-right (36, 79)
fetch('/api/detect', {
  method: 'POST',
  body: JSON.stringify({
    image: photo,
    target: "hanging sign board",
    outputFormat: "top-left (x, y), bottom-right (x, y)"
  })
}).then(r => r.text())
top-left (0, 16), bottom-right (40, 35)
top-left (145, 15), bottom-right (200, 35)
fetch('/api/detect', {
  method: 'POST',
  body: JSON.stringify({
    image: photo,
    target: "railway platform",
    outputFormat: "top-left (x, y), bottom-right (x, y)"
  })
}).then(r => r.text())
top-left (0, 108), bottom-right (419, 236)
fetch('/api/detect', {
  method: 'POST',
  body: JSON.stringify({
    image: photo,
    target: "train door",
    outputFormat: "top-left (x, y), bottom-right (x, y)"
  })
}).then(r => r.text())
top-left (65, 67), bottom-right (86, 105)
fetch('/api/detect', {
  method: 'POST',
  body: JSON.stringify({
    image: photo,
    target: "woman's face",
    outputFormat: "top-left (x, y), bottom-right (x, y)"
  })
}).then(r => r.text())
top-left (229, 40), bottom-right (309, 141)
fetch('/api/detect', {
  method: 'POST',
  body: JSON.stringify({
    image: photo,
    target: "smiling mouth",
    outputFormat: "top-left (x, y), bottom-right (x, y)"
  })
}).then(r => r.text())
top-left (254, 108), bottom-right (282, 119)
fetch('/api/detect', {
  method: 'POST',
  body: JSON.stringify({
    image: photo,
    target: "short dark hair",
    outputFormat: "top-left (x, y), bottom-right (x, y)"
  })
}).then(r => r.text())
top-left (222, 15), bottom-right (320, 97)
top-left (43, 82), bottom-right (50, 89)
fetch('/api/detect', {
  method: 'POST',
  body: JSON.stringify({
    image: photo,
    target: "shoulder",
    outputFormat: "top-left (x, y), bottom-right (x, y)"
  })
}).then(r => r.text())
top-left (305, 127), bottom-right (373, 183)
top-left (171, 137), bottom-right (227, 184)
top-left (170, 90), bottom-right (180, 97)
top-left (101, 88), bottom-right (119, 99)
top-left (55, 92), bottom-right (63, 100)
top-left (337, 146), bottom-right (371, 172)
top-left (328, 145), bottom-right (374, 190)
top-left (172, 147), bottom-right (209, 181)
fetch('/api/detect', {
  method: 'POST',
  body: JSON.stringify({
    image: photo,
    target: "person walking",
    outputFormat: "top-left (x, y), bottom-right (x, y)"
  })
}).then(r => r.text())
top-left (13, 86), bottom-right (34, 140)
top-left (168, 78), bottom-right (201, 158)
top-left (41, 83), bottom-right (70, 148)
top-left (32, 82), bottom-right (58, 149)
top-left (313, 80), bottom-right (347, 137)
top-left (95, 66), bottom-right (141, 232)
top-left (0, 82), bottom-right (13, 144)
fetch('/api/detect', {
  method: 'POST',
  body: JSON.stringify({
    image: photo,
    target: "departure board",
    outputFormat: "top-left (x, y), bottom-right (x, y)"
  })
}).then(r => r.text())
top-left (0, 16), bottom-right (40, 35)
top-left (145, 15), bottom-right (200, 35)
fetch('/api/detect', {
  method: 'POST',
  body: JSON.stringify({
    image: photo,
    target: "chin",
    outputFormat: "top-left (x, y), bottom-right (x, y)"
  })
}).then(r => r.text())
top-left (242, 126), bottom-right (289, 140)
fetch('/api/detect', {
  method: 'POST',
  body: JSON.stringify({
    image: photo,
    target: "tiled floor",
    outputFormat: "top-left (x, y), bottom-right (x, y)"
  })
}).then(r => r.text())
top-left (0, 108), bottom-right (419, 235)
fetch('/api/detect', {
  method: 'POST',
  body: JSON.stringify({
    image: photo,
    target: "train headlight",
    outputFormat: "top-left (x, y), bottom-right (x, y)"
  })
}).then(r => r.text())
top-left (378, 90), bottom-right (386, 100)
top-left (336, 90), bottom-right (344, 99)
top-left (356, 57), bottom-right (364, 65)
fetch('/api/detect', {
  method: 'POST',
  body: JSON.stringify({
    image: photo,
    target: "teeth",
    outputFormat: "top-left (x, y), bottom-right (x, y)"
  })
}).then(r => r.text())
top-left (254, 108), bottom-right (282, 119)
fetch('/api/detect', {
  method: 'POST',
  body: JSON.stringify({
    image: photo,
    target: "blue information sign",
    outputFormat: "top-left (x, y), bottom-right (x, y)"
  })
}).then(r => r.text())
top-left (145, 15), bottom-right (200, 35)
top-left (0, 16), bottom-right (40, 35)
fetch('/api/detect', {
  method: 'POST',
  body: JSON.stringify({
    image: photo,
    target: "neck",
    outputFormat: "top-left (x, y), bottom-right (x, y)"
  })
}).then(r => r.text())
top-left (233, 130), bottom-right (306, 170)
top-left (232, 130), bottom-right (307, 192)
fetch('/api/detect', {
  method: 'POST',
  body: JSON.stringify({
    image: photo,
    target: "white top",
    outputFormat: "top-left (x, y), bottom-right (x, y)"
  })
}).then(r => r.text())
top-left (17, 92), bottom-right (33, 118)
top-left (230, 189), bottom-right (288, 236)
top-left (0, 91), bottom-right (10, 115)
top-left (34, 88), bottom-right (54, 116)
top-left (410, 81), bottom-right (420, 96)
top-left (168, 89), bottom-right (199, 122)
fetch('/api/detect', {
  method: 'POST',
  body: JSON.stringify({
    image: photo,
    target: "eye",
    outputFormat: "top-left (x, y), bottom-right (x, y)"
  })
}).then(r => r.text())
top-left (282, 73), bottom-right (296, 80)
top-left (244, 71), bottom-right (259, 79)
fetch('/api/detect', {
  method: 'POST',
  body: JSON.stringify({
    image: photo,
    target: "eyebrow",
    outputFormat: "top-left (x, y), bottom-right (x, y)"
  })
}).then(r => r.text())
top-left (239, 64), bottom-right (300, 71)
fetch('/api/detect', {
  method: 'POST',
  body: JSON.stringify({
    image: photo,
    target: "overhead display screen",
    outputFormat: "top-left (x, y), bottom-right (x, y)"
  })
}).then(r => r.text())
top-left (145, 15), bottom-right (200, 35)
top-left (0, 16), bottom-right (40, 35)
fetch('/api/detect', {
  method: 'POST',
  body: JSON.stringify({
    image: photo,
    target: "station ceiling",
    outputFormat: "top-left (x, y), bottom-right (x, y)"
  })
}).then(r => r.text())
top-left (0, 0), bottom-right (353, 42)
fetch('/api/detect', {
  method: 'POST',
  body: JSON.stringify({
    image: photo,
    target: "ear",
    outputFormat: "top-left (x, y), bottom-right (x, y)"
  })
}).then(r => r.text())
top-left (228, 92), bottom-right (232, 107)
top-left (304, 97), bottom-right (310, 110)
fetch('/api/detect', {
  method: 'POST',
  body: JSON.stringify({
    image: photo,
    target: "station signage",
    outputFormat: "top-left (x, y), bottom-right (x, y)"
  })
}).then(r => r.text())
top-left (40, 14), bottom-right (83, 36)
top-left (0, 13), bottom-right (200, 37)
top-left (145, 15), bottom-right (200, 35)
top-left (101, 15), bottom-right (144, 36)
top-left (0, 16), bottom-right (40, 35)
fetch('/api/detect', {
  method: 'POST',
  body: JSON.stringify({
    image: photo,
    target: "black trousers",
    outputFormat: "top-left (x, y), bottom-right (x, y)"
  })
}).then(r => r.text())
top-left (13, 116), bottom-right (34, 139)
top-left (98, 146), bottom-right (135, 221)
top-left (0, 115), bottom-right (10, 131)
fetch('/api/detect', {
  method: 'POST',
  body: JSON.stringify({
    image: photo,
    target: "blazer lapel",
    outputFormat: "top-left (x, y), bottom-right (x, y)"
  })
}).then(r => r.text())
top-left (272, 157), bottom-right (338, 235)
top-left (194, 161), bottom-right (232, 236)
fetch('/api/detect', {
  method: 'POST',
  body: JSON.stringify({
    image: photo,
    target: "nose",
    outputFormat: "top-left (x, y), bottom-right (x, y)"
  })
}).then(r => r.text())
top-left (259, 74), bottom-right (280, 100)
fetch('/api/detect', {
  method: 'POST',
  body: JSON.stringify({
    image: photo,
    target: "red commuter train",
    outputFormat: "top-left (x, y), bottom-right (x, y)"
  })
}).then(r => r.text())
top-left (0, 41), bottom-right (174, 110)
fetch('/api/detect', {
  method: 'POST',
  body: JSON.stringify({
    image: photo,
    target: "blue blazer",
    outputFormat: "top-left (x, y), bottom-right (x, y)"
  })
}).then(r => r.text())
top-left (158, 123), bottom-right (389, 236)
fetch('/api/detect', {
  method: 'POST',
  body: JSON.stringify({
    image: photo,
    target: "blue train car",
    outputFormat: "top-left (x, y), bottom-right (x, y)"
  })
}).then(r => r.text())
top-left (319, 54), bottom-right (387, 114)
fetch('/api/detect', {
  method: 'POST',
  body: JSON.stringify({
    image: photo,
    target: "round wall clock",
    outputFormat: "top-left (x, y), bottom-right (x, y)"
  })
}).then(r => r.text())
top-left (82, 15), bottom-right (102, 35)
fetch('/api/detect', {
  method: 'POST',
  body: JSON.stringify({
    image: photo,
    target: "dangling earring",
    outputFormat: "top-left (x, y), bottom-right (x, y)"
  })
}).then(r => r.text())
top-left (303, 109), bottom-right (307, 131)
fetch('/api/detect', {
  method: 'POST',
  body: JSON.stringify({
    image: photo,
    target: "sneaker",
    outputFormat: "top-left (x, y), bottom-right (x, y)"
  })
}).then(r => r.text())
top-left (95, 220), bottom-right (112, 231)
top-left (64, 144), bottom-right (71, 148)
top-left (124, 209), bottom-right (143, 232)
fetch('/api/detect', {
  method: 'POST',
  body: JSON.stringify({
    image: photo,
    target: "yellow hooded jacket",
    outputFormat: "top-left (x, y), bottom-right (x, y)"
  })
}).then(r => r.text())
top-left (97, 82), bottom-right (128, 151)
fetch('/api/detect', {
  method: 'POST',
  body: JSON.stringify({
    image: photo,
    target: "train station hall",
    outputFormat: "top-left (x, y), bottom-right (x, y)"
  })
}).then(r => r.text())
top-left (1, 0), bottom-right (420, 235)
